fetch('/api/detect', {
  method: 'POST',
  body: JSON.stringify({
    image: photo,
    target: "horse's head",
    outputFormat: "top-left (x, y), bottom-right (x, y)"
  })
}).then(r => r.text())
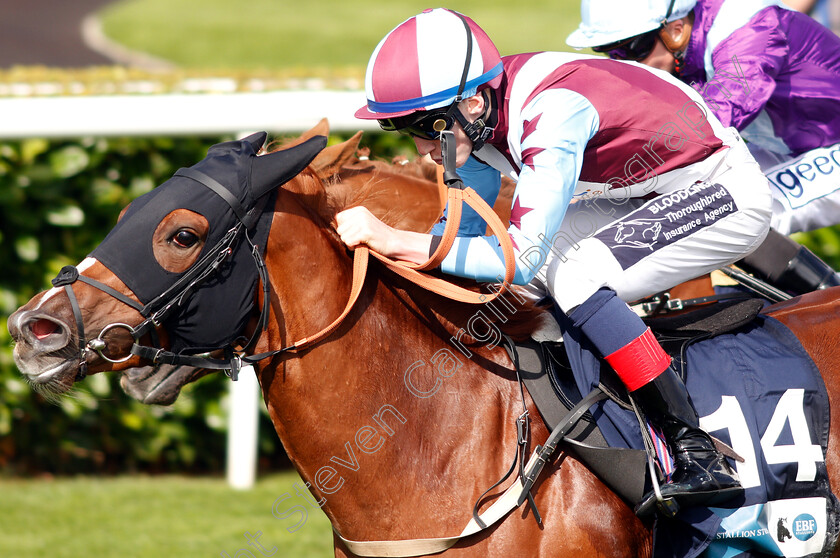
top-left (8, 131), bottom-right (326, 395)
top-left (109, 124), bottom-right (450, 405)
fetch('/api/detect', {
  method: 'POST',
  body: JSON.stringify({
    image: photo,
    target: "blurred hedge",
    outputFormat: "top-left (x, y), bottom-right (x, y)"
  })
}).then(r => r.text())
top-left (794, 229), bottom-right (840, 270)
top-left (0, 135), bottom-right (239, 475)
top-left (0, 130), bottom-right (414, 476)
top-left (2, 131), bottom-right (840, 476)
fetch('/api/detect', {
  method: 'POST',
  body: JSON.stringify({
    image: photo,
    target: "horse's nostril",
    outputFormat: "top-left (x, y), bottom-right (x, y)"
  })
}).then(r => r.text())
top-left (30, 318), bottom-right (60, 340)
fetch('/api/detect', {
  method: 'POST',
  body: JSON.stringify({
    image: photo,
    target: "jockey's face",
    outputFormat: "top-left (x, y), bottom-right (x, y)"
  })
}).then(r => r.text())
top-left (413, 121), bottom-right (474, 168)
top-left (639, 35), bottom-right (677, 73)
top-left (412, 94), bottom-right (485, 168)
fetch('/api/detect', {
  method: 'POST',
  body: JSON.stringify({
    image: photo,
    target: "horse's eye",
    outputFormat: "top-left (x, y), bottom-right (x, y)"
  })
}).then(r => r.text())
top-left (172, 230), bottom-right (199, 248)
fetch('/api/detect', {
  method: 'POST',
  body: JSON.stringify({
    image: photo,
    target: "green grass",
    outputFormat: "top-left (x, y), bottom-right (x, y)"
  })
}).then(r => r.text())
top-left (0, 472), bottom-right (334, 558)
top-left (100, 0), bottom-right (583, 72)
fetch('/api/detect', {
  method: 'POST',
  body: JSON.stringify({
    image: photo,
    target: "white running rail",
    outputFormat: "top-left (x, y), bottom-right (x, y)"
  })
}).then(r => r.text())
top-left (0, 90), bottom-right (378, 138)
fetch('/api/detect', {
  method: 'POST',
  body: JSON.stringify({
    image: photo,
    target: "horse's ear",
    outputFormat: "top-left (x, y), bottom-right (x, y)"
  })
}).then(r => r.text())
top-left (298, 119), bottom-right (330, 143)
top-left (242, 131), bottom-right (268, 153)
top-left (250, 135), bottom-right (327, 198)
top-left (310, 131), bottom-right (363, 179)
top-left (278, 119), bottom-right (330, 149)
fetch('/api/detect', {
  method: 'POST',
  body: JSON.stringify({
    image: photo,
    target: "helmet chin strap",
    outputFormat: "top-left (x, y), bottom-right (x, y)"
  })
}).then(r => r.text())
top-left (449, 94), bottom-right (495, 152)
top-left (441, 12), bottom-right (496, 153)
top-left (658, 0), bottom-right (693, 75)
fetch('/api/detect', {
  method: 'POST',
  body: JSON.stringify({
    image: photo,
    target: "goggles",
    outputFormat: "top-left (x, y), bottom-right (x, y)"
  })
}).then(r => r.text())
top-left (378, 110), bottom-right (455, 140)
top-left (592, 29), bottom-right (659, 61)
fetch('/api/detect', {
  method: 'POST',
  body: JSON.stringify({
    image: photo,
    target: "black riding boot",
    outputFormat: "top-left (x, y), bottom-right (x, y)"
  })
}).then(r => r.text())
top-left (633, 366), bottom-right (742, 518)
top-left (738, 228), bottom-right (840, 296)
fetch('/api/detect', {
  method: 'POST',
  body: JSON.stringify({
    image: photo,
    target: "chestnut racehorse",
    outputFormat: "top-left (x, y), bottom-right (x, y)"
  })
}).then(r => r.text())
top-left (8, 126), bottom-right (840, 557)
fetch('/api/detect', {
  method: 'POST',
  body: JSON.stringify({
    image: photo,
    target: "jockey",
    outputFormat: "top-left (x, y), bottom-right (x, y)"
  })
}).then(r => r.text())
top-left (337, 8), bottom-right (773, 516)
top-left (567, 0), bottom-right (840, 294)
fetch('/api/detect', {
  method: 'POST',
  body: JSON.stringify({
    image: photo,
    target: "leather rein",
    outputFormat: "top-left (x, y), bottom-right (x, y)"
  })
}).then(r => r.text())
top-left (53, 146), bottom-right (516, 381)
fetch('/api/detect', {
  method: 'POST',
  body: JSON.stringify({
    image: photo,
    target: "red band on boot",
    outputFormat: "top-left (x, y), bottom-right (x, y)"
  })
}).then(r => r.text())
top-left (604, 328), bottom-right (672, 391)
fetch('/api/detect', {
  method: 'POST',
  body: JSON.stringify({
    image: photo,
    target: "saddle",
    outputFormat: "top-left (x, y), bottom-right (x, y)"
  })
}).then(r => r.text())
top-left (506, 296), bottom-right (766, 506)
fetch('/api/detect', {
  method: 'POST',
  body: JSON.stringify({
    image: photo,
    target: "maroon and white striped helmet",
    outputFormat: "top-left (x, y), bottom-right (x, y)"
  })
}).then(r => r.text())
top-left (355, 8), bottom-right (504, 120)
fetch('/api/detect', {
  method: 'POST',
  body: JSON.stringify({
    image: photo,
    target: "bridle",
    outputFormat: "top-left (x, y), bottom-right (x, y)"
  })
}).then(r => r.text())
top-left (52, 135), bottom-right (517, 384)
top-left (51, 167), bottom-right (271, 382)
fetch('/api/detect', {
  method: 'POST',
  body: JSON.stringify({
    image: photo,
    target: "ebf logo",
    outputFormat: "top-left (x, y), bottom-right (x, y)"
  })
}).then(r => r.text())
top-left (792, 513), bottom-right (818, 541)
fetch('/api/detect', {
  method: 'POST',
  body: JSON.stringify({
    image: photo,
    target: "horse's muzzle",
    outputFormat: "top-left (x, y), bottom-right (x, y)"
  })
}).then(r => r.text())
top-left (9, 310), bottom-right (70, 352)
top-left (7, 309), bottom-right (76, 384)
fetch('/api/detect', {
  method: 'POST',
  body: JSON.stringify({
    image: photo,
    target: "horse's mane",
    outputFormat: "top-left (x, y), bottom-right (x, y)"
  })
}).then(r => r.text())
top-left (271, 124), bottom-right (422, 231)
top-left (266, 121), bottom-right (549, 340)
top-left (277, 158), bottom-right (548, 342)
top-left (285, 163), bottom-right (413, 229)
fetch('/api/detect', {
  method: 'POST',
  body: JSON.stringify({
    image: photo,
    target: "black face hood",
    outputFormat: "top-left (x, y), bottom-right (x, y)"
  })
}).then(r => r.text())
top-left (90, 132), bottom-right (326, 353)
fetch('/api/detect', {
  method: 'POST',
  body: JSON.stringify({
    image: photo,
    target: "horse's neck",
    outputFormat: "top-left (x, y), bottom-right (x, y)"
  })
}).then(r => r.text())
top-left (260, 188), bottom-right (353, 349)
top-left (253, 185), bottom-right (537, 540)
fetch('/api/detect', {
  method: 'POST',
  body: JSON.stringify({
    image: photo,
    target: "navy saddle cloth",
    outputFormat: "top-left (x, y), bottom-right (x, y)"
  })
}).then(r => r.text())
top-left (522, 299), bottom-right (839, 557)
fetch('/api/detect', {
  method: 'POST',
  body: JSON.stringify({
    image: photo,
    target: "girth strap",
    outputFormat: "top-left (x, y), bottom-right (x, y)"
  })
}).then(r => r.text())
top-left (334, 451), bottom-right (541, 558)
top-left (516, 388), bottom-right (609, 505)
top-left (333, 389), bottom-right (610, 557)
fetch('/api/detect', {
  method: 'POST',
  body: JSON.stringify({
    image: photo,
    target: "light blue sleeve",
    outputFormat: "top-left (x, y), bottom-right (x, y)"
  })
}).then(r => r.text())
top-left (438, 89), bottom-right (600, 285)
top-left (430, 156), bottom-right (501, 237)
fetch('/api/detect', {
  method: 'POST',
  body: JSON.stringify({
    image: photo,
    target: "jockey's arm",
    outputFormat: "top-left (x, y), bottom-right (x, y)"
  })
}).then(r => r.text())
top-left (333, 159), bottom-right (500, 262)
top-left (335, 207), bottom-right (433, 262)
top-left (337, 90), bottom-right (598, 286)
top-left (434, 90), bottom-right (599, 285)
top-left (700, 11), bottom-right (787, 129)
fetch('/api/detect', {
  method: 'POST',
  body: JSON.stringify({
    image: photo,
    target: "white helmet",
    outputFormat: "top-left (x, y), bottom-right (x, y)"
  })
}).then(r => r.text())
top-left (355, 8), bottom-right (503, 120)
top-left (566, 0), bottom-right (697, 49)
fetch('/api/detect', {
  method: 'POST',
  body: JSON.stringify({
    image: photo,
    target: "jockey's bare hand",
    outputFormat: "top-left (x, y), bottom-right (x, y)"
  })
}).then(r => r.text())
top-left (336, 206), bottom-right (395, 253)
top-left (336, 206), bottom-right (432, 264)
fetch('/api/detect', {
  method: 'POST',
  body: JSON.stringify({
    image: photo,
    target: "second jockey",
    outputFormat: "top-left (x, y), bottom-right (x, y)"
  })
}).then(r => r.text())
top-left (568, 0), bottom-right (840, 294)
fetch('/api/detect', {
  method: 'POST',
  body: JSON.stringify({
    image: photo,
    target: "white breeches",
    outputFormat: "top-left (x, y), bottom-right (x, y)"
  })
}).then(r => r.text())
top-left (540, 136), bottom-right (773, 312)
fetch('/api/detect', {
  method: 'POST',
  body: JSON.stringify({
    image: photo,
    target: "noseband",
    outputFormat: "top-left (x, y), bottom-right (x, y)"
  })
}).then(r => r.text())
top-left (51, 264), bottom-right (148, 381)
